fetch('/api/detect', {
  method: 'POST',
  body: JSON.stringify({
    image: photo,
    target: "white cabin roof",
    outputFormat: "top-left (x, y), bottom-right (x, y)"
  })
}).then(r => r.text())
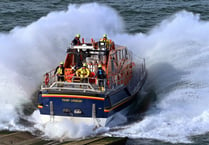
top-left (71, 44), bottom-right (95, 51)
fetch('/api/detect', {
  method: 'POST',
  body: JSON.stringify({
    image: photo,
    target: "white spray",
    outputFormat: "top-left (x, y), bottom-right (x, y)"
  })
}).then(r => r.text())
top-left (1, 2), bottom-right (209, 143)
top-left (110, 11), bottom-right (209, 143)
top-left (0, 3), bottom-right (123, 139)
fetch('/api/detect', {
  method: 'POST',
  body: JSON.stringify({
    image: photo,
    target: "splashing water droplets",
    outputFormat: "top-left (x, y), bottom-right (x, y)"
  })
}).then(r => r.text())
top-left (1, 3), bottom-right (209, 143)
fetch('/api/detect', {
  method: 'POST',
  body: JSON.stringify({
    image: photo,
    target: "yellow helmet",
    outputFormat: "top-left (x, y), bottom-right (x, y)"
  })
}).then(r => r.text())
top-left (83, 63), bottom-right (87, 67)
top-left (76, 34), bottom-right (80, 38)
top-left (98, 64), bottom-right (102, 68)
top-left (103, 34), bottom-right (107, 38)
top-left (60, 61), bottom-right (64, 65)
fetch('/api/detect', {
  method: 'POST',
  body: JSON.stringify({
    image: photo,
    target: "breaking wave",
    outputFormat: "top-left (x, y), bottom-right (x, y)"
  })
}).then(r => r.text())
top-left (1, 2), bottom-right (209, 143)
top-left (109, 11), bottom-right (209, 143)
top-left (0, 3), bottom-right (124, 138)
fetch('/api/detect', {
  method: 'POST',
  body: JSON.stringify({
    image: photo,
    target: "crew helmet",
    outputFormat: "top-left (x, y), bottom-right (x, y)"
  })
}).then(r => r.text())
top-left (98, 64), bottom-right (102, 68)
top-left (103, 34), bottom-right (107, 38)
top-left (60, 61), bottom-right (64, 65)
top-left (76, 34), bottom-right (80, 38)
top-left (83, 63), bottom-right (87, 67)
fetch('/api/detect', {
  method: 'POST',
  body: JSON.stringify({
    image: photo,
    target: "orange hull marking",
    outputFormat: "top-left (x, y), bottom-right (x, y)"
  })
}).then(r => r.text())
top-left (38, 105), bottom-right (43, 109)
top-left (42, 94), bottom-right (104, 101)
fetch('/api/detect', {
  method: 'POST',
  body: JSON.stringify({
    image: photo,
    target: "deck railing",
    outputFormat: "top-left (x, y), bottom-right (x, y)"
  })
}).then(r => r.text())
top-left (41, 70), bottom-right (107, 92)
top-left (41, 58), bottom-right (146, 93)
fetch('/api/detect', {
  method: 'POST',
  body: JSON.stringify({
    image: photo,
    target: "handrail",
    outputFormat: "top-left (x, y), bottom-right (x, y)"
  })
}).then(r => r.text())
top-left (41, 57), bottom-right (146, 92)
top-left (41, 81), bottom-right (103, 93)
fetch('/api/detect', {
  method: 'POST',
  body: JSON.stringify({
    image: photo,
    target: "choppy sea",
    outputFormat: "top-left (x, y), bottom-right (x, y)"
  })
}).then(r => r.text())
top-left (1, 0), bottom-right (209, 144)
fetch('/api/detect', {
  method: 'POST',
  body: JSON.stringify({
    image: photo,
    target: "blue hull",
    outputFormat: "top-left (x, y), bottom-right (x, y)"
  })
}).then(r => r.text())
top-left (38, 70), bottom-right (147, 126)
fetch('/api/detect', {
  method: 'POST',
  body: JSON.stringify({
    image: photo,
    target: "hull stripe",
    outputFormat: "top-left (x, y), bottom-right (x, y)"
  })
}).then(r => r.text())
top-left (42, 94), bottom-right (104, 101)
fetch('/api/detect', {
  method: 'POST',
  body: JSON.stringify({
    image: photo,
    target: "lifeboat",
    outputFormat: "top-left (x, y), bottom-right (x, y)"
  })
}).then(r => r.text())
top-left (37, 37), bottom-right (147, 127)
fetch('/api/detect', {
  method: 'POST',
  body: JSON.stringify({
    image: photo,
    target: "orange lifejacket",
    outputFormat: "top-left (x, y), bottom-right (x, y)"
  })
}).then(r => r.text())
top-left (65, 68), bottom-right (74, 82)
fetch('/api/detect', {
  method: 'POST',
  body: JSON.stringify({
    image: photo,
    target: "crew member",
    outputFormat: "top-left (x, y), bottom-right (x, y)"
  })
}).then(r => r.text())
top-left (100, 34), bottom-right (109, 43)
top-left (54, 62), bottom-right (65, 82)
top-left (96, 64), bottom-right (106, 91)
top-left (76, 63), bottom-right (90, 83)
top-left (44, 73), bottom-right (49, 87)
top-left (72, 34), bottom-right (81, 45)
top-left (99, 34), bottom-right (110, 48)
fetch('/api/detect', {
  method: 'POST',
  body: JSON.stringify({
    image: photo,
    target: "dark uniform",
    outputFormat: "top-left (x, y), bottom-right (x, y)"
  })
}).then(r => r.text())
top-left (72, 34), bottom-right (81, 45)
top-left (96, 65), bottom-right (106, 90)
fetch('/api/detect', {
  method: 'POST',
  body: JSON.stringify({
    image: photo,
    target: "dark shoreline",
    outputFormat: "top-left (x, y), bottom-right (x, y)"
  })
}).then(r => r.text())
top-left (0, 131), bottom-right (127, 145)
